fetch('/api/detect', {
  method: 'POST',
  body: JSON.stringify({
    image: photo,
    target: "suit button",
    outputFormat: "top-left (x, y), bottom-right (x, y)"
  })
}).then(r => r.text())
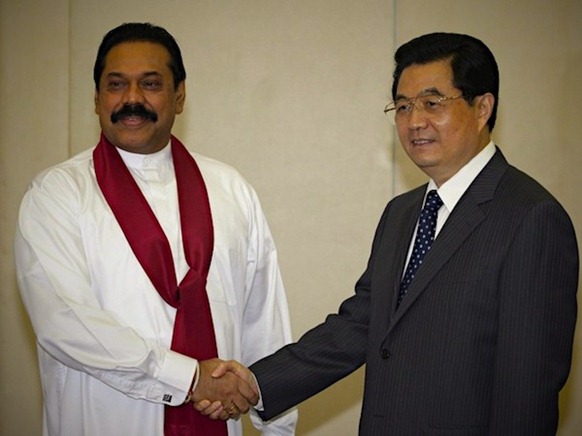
top-left (380, 349), bottom-right (391, 359)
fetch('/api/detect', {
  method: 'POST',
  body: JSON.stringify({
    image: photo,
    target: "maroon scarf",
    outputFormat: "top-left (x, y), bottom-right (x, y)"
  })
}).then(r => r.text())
top-left (93, 133), bottom-right (227, 435)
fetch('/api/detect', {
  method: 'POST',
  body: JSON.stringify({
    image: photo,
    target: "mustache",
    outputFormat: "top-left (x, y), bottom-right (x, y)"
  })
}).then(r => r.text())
top-left (110, 104), bottom-right (158, 123)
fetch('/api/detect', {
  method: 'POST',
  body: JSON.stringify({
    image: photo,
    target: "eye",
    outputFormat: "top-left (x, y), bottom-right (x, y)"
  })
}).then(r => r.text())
top-left (395, 101), bottom-right (412, 113)
top-left (142, 79), bottom-right (163, 90)
top-left (106, 80), bottom-right (126, 91)
top-left (421, 96), bottom-right (443, 112)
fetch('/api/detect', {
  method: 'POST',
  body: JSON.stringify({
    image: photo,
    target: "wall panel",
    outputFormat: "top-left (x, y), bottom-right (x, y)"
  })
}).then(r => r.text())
top-left (0, 1), bottom-right (70, 435)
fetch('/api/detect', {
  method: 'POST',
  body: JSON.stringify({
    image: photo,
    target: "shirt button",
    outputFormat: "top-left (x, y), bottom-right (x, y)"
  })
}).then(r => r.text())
top-left (380, 349), bottom-right (391, 359)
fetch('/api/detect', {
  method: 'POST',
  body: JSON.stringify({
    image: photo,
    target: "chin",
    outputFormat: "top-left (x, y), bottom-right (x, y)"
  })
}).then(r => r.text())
top-left (112, 139), bottom-right (149, 153)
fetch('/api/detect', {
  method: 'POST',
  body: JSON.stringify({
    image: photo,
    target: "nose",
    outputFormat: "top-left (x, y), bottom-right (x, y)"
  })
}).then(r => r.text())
top-left (406, 104), bottom-right (428, 130)
top-left (124, 81), bottom-right (145, 105)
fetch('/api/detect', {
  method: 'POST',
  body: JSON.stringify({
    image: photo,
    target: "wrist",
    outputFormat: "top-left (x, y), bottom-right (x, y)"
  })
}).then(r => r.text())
top-left (183, 361), bottom-right (199, 404)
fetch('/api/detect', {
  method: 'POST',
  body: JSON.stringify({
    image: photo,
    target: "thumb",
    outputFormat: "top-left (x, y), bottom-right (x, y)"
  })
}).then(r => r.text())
top-left (211, 360), bottom-right (251, 382)
top-left (210, 361), bottom-right (230, 378)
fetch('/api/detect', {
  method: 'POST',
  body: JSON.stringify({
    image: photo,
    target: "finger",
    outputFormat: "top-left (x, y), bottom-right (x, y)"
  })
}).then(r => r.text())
top-left (231, 388), bottom-right (255, 414)
top-left (218, 360), bottom-right (253, 383)
top-left (231, 362), bottom-right (259, 398)
top-left (216, 410), bottom-right (230, 421)
top-left (223, 403), bottom-right (241, 421)
top-left (193, 399), bottom-right (211, 412)
top-left (236, 376), bottom-right (259, 406)
top-left (217, 361), bottom-right (259, 404)
top-left (219, 375), bottom-right (257, 412)
top-left (209, 405), bottom-right (227, 420)
top-left (238, 387), bottom-right (258, 408)
top-left (194, 399), bottom-right (221, 415)
top-left (231, 397), bottom-right (248, 414)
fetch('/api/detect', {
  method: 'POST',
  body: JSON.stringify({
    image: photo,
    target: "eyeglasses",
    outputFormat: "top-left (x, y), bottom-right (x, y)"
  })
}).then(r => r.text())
top-left (384, 93), bottom-right (464, 125)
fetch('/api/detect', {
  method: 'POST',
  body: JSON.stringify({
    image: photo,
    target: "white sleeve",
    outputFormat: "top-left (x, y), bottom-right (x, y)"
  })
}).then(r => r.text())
top-left (240, 187), bottom-right (298, 434)
top-left (14, 174), bottom-right (196, 406)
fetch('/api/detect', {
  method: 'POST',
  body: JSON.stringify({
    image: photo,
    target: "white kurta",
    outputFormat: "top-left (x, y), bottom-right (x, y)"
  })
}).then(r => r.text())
top-left (15, 143), bottom-right (297, 436)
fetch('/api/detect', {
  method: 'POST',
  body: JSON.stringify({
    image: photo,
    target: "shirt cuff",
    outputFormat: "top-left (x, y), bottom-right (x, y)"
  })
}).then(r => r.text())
top-left (251, 371), bottom-right (265, 411)
top-left (157, 350), bottom-right (198, 406)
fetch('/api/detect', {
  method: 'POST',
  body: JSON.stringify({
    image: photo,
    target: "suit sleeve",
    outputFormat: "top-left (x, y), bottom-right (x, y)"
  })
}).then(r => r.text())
top-left (250, 203), bottom-right (391, 421)
top-left (489, 199), bottom-right (578, 434)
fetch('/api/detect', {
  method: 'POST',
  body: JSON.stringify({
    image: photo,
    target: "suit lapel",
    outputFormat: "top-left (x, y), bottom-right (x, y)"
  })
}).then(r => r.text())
top-left (387, 189), bottom-right (426, 314)
top-left (387, 148), bottom-right (510, 330)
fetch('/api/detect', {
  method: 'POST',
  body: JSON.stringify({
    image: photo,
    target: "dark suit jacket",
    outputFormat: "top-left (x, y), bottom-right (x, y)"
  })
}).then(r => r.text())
top-left (251, 149), bottom-right (579, 435)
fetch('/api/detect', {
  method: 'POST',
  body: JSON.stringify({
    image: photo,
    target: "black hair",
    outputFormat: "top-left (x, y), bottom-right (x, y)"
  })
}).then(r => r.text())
top-left (391, 32), bottom-right (499, 131)
top-left (93, 22), bottom-right (186, 91)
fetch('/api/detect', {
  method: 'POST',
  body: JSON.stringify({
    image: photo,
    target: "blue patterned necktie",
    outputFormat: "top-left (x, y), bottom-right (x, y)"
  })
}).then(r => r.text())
top-left (397, 190), bottom-right (443, 306)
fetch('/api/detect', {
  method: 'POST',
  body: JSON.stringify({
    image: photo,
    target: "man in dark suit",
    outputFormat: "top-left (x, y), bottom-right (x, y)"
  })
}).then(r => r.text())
top-left (198, 32), bottom-right (579, 435)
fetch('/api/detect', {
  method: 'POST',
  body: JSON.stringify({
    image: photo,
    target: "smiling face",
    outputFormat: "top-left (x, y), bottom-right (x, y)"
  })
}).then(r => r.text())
top-left (395, 59), bottom-right (493, 186)
top-left (94, 41), bottom-right (185, 154)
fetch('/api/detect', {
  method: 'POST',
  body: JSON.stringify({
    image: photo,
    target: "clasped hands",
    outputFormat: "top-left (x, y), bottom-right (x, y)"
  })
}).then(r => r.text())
top-left (192, 359), bottom-right (257, 420)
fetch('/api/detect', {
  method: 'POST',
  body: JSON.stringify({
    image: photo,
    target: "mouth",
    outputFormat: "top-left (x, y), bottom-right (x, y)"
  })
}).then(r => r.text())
top-left (114, 114), bottom-right (151, 127)
top-left (410, 138), bottom-right (434, 146)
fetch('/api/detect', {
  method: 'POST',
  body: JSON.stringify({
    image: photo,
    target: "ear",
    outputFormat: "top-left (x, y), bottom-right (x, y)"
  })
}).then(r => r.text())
top-left (475, 92), bottom-right (494, 130)
top-left (175, 81), bottom-right (186, 115)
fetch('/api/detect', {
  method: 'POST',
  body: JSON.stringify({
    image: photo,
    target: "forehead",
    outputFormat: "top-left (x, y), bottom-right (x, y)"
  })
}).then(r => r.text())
top-left (102, 41), bottom-right (172, 76)
top-left (396, 59), bottom-right (455, 97)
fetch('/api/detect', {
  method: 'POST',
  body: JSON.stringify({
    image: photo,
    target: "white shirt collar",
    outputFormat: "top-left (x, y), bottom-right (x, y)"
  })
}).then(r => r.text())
top-left (428, 141), bottom-right (496, 213)
top-left (116, 141), bottom-right (172, 170)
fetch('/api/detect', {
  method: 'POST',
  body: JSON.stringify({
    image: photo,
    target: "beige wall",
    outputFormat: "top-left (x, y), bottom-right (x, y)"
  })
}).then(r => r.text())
top-left (1, 1), bottom-right (580, 435)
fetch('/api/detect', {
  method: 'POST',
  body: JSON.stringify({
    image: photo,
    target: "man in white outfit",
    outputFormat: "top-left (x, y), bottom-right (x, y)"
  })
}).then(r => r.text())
top-left (15, 22), bottom-right (297, 436)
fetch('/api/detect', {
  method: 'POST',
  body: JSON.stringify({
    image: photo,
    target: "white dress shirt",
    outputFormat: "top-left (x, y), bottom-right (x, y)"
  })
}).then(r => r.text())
top-left (15, 143), bottom-right (297, 436)
top-left (404, 141), bottom-right (496, 268)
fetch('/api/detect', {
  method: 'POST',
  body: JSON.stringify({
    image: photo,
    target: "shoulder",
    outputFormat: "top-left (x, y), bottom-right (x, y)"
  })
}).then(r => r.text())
top-left (372, 185), bottom-right (427, 234)
top-left (191, 152), bottom-right (260, 206)
top-left (385, 184), bottom-right (427, 212)
top-left (192, 153), bottom-right (245, 181)
top-left (495, 165), bottom-right (566, 217)
top-left (476, 163), bottom-right (575, 241)
top-left (27, 148), bottom-right (95, 196)
top-left (18, 148), bottom-right (97, 228)
top-left (482, 148), bottom-right (558, 206)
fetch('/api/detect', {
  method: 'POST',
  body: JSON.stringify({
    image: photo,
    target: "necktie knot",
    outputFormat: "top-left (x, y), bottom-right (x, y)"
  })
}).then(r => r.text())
top-left (425, 189), bottom-right (443, 211)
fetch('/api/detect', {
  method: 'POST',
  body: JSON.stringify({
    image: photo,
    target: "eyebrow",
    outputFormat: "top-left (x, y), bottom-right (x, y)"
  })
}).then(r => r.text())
top-left (394, 87), bottom-right (444, 101)
top-left (104, 71), bottom-right (162, 80)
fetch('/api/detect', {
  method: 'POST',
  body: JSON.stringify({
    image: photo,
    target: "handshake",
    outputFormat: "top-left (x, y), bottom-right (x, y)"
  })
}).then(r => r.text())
top-left (191, 358), bottom-right (259, 421)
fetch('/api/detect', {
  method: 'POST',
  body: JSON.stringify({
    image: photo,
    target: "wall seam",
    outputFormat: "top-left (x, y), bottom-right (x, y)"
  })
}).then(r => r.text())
top-left (390, 0), bottom-right (398, 198)
top-left (67, 0), bottom-right (73, 158)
